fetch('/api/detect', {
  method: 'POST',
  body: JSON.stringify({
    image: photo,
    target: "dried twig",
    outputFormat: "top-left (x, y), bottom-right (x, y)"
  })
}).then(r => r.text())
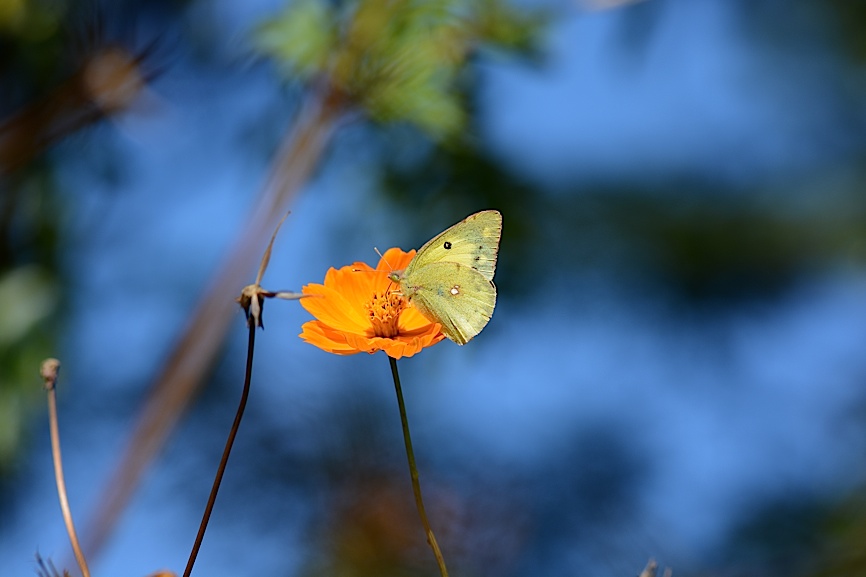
top-left (80, 85), bottom-right (345, 561)
top-left (182, 213), bottom-right (303, 577)
top-left (41, 359), bottom-right (90, 577)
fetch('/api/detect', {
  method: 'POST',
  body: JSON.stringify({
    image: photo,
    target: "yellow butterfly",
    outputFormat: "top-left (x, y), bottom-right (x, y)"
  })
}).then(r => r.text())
top-left (389, 210), bottom-right (502, 345)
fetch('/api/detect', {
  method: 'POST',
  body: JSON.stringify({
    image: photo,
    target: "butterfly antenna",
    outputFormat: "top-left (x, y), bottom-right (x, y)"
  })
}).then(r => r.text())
top-left (350, 247), bottom-right (395, 275)
top-left (374, 247), bottom-right (395, 271)
top-left (371, 247), bottom-right (405, 293)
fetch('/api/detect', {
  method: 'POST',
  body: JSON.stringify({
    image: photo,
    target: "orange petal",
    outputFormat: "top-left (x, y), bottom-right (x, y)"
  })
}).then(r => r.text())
top-left (301, 282), bottom-right (369, 333)
top-left (398, 305), bottom-right (439, 332)
top-left (341, 333), bottom-right (382, 355)
top-left (339, 265), bottom-right (389, 310)
top-left (299, 321), bottom-right (362, 355)
top-left (342, 334), bottom-right (416, 359)
top-left (376, 248), bottom-right (415, 273)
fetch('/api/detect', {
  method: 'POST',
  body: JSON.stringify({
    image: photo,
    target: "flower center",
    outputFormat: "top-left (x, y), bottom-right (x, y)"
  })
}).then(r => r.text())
top-left (365, 290), bottom-right (406, 338)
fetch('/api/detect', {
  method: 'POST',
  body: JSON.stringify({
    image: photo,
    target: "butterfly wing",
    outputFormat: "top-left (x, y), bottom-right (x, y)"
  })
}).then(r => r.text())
top-left (401, 261), bottom-right (496, 345)
top-left (405, 210), bottom-right (502, 282)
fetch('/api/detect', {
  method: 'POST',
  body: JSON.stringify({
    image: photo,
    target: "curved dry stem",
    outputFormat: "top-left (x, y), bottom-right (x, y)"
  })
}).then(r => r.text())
top-left (182, 316), bottom-right (257, 577)
top-left (42, 359), bottom-right (91, 577)
top-left (81, 86), bottom-right (345, 561)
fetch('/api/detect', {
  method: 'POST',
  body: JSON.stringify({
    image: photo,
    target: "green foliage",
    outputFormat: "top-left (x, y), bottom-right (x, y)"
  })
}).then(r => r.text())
top-left (471, 0), bottom-right (543, 52)
top-left (0, 0), bottom-right (65, 40)
top-left (335, 0), bottom-right (465, 138)
top-left (255, 0), bottom-right (336, 81)
top-left (254, 0), bottom-right (543, 140)
top-left (0, 265), bottom-right (58, 472)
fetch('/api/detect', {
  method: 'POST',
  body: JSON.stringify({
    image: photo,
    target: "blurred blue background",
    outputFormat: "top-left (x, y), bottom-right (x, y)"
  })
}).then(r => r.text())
top-left (3, 1), bottom-right (866, 576)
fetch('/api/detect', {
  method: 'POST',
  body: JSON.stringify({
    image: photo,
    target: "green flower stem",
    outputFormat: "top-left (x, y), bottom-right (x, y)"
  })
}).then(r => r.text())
top-left (388, 356), bottom-right (449, 577)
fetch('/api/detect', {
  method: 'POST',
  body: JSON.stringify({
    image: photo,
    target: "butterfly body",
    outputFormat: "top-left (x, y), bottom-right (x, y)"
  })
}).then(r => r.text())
top-left (389, 210), bottom-right (502, 345)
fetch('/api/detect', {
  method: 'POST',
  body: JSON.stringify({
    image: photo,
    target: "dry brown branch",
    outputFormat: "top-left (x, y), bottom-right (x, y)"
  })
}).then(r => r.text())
top-left (41, 359), bottom-right (91, 577)
top-left (79, 85), bottom-right (346, 560)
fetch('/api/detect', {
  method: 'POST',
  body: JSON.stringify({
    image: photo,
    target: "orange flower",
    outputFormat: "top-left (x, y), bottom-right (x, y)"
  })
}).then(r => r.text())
top-left (299, 247), bottom-right (445, 359)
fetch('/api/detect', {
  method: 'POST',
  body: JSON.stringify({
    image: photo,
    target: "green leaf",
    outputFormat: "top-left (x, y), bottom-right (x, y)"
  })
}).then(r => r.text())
top-left (254, 0), bottom-right (336, 80)
top-left (254, 0), bottom-right (543, 139)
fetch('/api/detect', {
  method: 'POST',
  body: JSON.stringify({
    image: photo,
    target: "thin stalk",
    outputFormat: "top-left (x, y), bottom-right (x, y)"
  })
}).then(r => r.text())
top-left (82, 86), bottom-right (343, 562)
top-left (183, 315), bottom-right (257, 577)
top-left (388, 356), bottom-right (449, 577)
top-left (42, 359), bottom-right (91, 577)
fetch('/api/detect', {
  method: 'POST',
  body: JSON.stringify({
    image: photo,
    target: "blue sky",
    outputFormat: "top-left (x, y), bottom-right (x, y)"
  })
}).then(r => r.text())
top-left (4, 2), bottom-right (866, 576)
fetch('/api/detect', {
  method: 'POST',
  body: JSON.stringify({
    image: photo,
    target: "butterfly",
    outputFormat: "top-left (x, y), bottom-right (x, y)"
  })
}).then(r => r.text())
top-left (389, 210), bottom-right (502, 345)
